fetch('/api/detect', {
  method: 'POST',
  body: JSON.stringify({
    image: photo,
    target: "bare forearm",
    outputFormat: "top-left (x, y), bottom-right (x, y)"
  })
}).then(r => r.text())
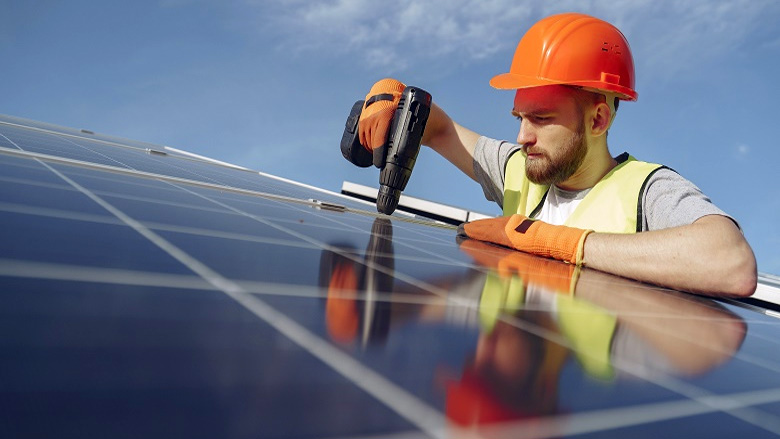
top-left (581, 215), bottom-right (757, 297)
top-left (422, 103), bottom-right (481, 181)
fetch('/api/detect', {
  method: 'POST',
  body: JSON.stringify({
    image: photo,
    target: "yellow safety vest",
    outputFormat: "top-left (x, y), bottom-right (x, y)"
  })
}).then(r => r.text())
top-left (503, 152), bottom-right (664, 233)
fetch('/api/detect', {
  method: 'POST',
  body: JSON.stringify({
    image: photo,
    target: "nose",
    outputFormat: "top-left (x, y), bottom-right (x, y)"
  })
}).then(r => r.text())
top-left (516, 118), bottom-right (535, 146)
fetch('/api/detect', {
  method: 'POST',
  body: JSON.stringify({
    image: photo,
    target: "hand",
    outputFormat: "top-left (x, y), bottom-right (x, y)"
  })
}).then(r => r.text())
top-left (457, 214), bottom-right (592, 265)
top-left (358, 78), bottom-right (406, 151)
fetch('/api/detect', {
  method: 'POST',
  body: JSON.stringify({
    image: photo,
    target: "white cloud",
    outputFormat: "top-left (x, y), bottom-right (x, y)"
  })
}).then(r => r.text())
top-left (249, 0), bottom-right (779, 79)
top-left (256, 0), bottom-right (536, 68)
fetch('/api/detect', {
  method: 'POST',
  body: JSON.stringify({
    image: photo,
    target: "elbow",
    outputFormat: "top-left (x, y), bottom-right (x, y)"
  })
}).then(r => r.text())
top-left (697, 217), bottom-right (758, 298)
top-left (719, 244), bottom-right (758, 298)
top-left (727, 267), bottom-right (757, 299)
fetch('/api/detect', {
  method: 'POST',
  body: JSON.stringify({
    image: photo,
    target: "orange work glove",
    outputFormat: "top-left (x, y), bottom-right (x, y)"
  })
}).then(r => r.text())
top-left (358, 78), bottom-right (406, 152)
top-left (458, 215), bottom-right (592, 265)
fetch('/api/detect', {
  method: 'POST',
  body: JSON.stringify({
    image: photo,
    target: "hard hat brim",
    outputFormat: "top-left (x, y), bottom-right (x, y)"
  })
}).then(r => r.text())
top-left (489, 72), bottom-right (561, 90)
top-left (489, 72), bottom-right (638, 101)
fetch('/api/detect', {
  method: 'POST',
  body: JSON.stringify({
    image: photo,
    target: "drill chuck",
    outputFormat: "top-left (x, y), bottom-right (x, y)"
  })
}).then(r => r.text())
top-left (376, 180), bottom-right (401, 215)
top-left (376, 161), bottom-right (411, 214)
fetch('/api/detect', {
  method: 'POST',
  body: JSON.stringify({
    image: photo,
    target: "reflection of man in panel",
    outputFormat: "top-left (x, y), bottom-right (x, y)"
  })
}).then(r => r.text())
top-left (445, 241), bottom-right (746, 430)
top-left (318, 222), bottom-right (747, 430)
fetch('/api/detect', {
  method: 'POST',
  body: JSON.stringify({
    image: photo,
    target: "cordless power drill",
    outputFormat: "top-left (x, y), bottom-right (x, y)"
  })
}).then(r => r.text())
top-left (340, 86), bottom-right (432, 215)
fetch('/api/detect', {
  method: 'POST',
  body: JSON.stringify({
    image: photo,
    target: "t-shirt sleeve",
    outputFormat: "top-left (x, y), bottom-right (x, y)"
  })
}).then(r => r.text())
top-left (472, 136), bottom-right (522, 209)
top-left (641, 168), bottom-right (735, 231)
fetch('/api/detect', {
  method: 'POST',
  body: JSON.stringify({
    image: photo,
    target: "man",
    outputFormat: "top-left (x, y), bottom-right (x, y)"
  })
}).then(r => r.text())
top-left (357, 13), bottom-right (756, 297)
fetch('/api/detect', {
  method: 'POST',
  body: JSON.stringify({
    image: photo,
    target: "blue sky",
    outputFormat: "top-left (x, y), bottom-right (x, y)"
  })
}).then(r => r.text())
top-left (2, 0), bottom-right (780, 274)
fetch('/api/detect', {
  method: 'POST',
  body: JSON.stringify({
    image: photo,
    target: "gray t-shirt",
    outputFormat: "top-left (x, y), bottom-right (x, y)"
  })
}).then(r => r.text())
top-left (472, 136), bottom-right (730, 232)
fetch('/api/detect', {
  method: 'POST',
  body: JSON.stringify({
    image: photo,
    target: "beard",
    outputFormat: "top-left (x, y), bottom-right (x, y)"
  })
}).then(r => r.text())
top-left (525, 122), bottom-right (587, 186)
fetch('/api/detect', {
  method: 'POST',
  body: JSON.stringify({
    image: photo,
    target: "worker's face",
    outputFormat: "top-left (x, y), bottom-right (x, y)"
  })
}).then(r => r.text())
top-left (513, 86), bottom-right (587, 186)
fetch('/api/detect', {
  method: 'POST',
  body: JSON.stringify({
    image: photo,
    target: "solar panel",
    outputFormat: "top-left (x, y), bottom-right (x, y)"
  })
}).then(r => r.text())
top-left (2, 113), bottom-right (780, 438)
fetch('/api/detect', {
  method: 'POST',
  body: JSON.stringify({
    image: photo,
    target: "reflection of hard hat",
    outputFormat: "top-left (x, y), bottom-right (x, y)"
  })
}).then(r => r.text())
top-left (446, 367), bottom-right (531, 426)
top-left (490, 13), bottom-right (638, 101)
top-left (445, 319), bottom-right (570, 427)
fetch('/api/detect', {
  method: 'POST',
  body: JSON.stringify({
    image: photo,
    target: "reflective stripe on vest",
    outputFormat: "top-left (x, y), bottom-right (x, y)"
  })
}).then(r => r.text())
top-left (503, 152), bottom-right (663, 233)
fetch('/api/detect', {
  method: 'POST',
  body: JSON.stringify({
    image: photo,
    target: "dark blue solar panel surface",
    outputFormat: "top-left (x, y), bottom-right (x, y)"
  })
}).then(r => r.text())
top-left (2, 114), bottom-right (780, 438)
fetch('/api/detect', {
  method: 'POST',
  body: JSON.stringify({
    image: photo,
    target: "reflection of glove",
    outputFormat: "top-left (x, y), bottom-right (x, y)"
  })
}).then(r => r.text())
top-left (458, 214), bottom-right (592, 265)
top-left (325, 261), bottom-right (360, 344)
top-left (459, 238), bottom-right (580, 335)
top-left (459, 239), bottom-right (579, 294)
top-left (358, 78), bottom-right (405, 152)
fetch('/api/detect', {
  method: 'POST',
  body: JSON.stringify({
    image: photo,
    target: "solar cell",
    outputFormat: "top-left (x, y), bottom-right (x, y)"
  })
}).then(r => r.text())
top-left (2, 113), bottom-right (780, 438)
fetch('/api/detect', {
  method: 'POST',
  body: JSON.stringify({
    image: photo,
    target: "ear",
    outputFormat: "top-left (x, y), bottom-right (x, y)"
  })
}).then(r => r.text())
top-left (589, 101), bottom-right (612, 137)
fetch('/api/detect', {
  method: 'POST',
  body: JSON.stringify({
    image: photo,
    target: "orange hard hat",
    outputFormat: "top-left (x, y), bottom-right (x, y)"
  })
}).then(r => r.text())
top-left (490, 13), bottom-right (638, 101)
